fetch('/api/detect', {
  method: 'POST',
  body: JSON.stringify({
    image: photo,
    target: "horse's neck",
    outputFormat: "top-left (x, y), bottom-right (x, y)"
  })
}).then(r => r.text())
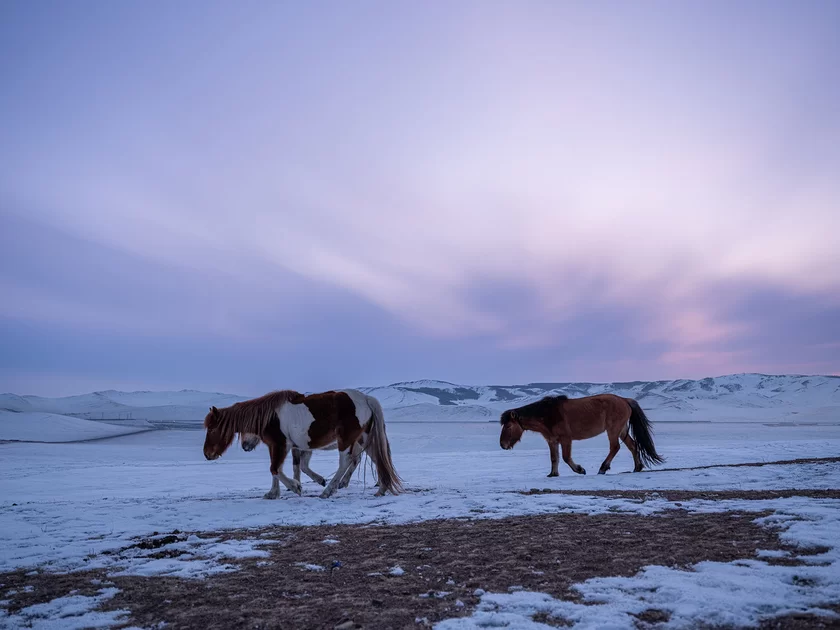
top-left (523, 417), bottom-right (551, 433)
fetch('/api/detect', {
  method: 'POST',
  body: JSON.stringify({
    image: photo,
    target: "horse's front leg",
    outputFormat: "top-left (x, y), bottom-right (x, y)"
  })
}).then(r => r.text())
top-left (562, 440), bottom-right (586, 475)
top-left (264, 439), bottom-right (301, 499)
top-left (264, 441), bottom-right (284, 499)
top-left (547, 440), bottom-right (560, 477)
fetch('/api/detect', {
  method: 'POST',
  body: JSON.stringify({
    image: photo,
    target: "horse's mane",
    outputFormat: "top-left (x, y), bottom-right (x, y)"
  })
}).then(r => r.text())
top-left (501, 394), bottom-right (568, 423)
top-left (204, 390), bottom-right (301, 440)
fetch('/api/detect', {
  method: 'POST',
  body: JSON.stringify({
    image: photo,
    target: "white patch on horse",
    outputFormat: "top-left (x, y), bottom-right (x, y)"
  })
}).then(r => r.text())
top-left (339, 389), bottom-right (373, 425)
top-left (277, 400), bottom-right (318, 449)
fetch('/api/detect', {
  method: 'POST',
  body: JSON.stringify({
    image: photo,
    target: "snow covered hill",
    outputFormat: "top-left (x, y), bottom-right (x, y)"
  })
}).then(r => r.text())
top-left (1, 374), bottom-right (838, 426)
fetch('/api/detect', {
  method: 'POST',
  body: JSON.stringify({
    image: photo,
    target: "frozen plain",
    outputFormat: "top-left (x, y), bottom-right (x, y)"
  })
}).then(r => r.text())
top-left (2, 417), bottom-right (840, 628)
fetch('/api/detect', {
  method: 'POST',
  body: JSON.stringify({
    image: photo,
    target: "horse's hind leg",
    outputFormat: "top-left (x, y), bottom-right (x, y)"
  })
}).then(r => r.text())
top-left (299, 450), bottom-right (327, 487)
top-left (321, 441), bottom-right (364, 499)
top-left (339, 433), bottom-right (374, 488)
top-left (265, 439), bottom-right (301, 498)
top-left (620, 425), bottom-right (643, 472)
top-left (598, 433), bottom-right (621, 475)
top-left (561, 440), bottom-right (586, 475)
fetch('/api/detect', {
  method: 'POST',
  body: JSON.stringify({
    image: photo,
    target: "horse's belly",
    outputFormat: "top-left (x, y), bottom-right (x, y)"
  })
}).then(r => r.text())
top-left (308, 432), bottom-right (338, 450)
top-left (571, 421), bottom-right (607, 441)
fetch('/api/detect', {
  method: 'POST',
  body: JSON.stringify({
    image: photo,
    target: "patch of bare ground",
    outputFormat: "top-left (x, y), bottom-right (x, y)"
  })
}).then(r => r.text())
top-left (519, 489), bottom-right (840, 501)
top-left (2, 509), bottom-right (829, 629)
top-left (655, 456), bottom-right (840, 472)
top-left (757, 611), bottom-right (840, 629)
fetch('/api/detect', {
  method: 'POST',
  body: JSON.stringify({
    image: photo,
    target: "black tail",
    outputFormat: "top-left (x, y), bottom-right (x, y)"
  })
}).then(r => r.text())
top-left (627, 399), bottom-right (664, 468)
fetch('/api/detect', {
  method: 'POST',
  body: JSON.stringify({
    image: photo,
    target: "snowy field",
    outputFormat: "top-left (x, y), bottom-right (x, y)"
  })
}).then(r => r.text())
top-left (2, 420), bottom-right (840, 628)
top-left (0, 410), bottom-right (153, 443)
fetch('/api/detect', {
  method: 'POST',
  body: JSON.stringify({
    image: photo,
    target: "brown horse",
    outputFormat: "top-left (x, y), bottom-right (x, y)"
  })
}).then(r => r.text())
top-left (203, 388), bottom-right (402, 498)
top-left (499, 394), bottom-right (664, 477)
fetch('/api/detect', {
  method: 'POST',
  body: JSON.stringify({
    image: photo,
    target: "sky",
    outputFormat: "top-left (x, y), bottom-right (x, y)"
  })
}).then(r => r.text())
top-left (1, 1), bottom-right (839, 396)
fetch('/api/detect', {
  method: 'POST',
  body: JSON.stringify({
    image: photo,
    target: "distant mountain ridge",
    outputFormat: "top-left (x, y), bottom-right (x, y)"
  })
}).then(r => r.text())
top-left (360, 374), bottom-right (840, 423)
top-left (0, 389), bottom-right (248, 422)
top-left (1, 374), bottom-right (839, 424)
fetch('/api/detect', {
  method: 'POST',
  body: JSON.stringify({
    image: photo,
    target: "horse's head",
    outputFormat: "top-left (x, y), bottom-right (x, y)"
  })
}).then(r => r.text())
top-left (203, 406), bottom-right (234, 460)
top-left (240, 432), bottom-right (261, 452)
top-left (499, 409), bottom-right (524, 450)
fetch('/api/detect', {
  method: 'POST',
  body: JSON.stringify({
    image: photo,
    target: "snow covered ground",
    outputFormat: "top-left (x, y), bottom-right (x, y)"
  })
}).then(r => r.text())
top-left (2, 420), bottom-right (840, 628)
top-left (0, 410), bottom-right (153, 443)
top-left (2, 422), bottom-right (839, 571)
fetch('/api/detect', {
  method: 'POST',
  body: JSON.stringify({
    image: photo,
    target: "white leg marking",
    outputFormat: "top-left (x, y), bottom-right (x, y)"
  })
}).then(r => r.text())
top-left (276, 470), bottom-right (302, 496)
top-left (264, 475), bottom-right (280, 500)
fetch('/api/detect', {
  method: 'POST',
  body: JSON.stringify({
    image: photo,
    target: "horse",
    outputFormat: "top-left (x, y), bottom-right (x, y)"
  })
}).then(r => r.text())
top-left (203, 389), bottom-right (402, 498)
top-left (499, 394), bottom-right (664, 477)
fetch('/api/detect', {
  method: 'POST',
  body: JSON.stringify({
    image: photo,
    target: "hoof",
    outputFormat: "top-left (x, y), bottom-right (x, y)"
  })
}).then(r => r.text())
top-left (598, 468), bottom-right (608, 475)
top-left (547, 472), bottom-right (559, 478)
top-left (634, 466), bottom-right (644, 473)
top-left (316, 477), bottom-right (327, 487)
top-left (289, 481), bottom-right (303, 496)
top-left (263, 491), bottom-right (279, 500)
top-left (576, 467), bottom-right (586, 475)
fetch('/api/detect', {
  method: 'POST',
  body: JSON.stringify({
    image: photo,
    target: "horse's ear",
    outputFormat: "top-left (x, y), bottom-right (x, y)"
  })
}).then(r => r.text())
top-left (211, 406), bottom-right (218, 415)
top-left (509, 410), bottom-right (518, 421)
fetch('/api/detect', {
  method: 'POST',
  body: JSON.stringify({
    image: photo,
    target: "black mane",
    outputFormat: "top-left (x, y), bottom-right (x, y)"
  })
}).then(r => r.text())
top-left (500, 394), bottom-right (568, 423)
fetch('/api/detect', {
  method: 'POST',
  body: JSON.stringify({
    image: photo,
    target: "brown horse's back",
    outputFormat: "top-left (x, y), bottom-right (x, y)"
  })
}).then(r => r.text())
top-left (562, 394), bottom-right (631, 440)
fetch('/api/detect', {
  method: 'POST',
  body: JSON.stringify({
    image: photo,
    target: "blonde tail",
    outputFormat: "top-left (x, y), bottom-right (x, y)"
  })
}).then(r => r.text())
top-left (365, 394), bottom-right (403, 495)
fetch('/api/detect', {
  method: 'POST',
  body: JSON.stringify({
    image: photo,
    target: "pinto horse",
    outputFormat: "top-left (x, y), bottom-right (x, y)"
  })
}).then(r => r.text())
top-left (203, 389), bottom-right (402, 498)
top-left (499, 394), bottom-right (664, 477)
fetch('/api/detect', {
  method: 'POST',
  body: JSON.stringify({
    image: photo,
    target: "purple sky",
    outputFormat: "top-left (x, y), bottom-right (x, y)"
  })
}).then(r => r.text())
top-left (1, 1), bottom-right (839, 396)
